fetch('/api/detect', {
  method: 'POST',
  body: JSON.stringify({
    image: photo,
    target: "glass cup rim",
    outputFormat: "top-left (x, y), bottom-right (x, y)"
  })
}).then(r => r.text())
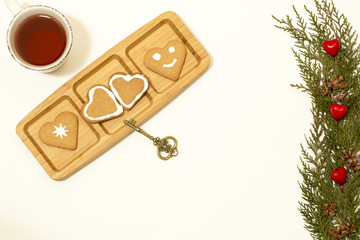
top-left (6, 5), bottom-right (73, 72)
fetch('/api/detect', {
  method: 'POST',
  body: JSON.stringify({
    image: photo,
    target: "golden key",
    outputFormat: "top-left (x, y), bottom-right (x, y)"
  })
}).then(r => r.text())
top-left (123, 119), bottom-right (178, 160)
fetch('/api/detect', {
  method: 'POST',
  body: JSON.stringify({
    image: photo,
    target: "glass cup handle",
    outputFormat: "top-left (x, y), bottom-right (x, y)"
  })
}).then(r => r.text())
top-left (4, 0), bottom-right (22, 15)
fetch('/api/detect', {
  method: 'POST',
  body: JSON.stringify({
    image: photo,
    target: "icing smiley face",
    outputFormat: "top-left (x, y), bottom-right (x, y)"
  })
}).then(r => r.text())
top-left (151, 47), bottom-right (177, 67)
top-left (144, 40), bottom-right (187, 81)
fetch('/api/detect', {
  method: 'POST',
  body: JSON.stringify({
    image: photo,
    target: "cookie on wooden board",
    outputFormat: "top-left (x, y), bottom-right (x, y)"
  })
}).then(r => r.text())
top-left (81, 85), bottom-right (124, 123)
top-left (39, 111), bottom-right (78, 150)
top-left (109, 73), bottom-right (149, 110)
top-left (144, 40), bottom-right (187, 81)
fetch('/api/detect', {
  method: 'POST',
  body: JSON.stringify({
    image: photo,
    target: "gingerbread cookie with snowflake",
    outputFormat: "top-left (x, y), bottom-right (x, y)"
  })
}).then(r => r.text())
top-left (39, 112), bottom-right (78, 150)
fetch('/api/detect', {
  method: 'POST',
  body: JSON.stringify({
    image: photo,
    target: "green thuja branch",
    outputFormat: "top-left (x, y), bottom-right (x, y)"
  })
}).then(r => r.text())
top-left (274, 0), bottom-right (360, 239)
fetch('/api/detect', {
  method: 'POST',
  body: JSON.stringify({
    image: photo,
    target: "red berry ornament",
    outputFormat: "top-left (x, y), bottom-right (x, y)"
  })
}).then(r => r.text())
top-left (331, 167), bottom-right (347, 186)
top-left (323, 39), bottom-right (340, 57)
top-left (330, 103), bottom-right (347, 121)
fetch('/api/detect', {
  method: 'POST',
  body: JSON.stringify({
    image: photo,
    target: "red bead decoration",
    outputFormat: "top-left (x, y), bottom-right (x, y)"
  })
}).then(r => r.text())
top-left (330, 103), bottom-right (347, 121)
top-left (331, 167), bottom-right (347, 186)
top-left (323, 39), bottom-right (340, 57)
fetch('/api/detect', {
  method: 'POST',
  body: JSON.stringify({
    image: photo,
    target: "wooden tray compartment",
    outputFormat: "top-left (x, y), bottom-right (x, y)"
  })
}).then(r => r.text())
top-left (16, 11), bottom-right (210, 180)
top-left (126, 19), bottom-right (202, 93)
top-left (23, 96), bottom-right (100, 172)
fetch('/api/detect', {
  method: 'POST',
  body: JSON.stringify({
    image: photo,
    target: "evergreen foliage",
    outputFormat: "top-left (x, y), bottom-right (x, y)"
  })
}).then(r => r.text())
top-left (273, 1), bottom-right (360, 239)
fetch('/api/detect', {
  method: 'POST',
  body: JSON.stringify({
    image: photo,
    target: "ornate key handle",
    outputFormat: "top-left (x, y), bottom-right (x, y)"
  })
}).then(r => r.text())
top-left (155, 136), bottom-right (178, 160)
top-left (123, 119), bottom-right (178, 160)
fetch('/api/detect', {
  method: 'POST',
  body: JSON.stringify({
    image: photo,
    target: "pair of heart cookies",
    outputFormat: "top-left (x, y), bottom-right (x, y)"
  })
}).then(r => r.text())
top-left (82, 73), bottom-right (149, 123)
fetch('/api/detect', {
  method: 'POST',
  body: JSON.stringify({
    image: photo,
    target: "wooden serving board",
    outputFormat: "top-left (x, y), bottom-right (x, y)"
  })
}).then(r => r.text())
top-left (16, 11), bottom-right (210, 180)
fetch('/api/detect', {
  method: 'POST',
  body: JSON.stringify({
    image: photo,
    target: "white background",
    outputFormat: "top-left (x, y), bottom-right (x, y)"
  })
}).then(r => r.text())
top-left (0, 0), bottom-right (358, 239)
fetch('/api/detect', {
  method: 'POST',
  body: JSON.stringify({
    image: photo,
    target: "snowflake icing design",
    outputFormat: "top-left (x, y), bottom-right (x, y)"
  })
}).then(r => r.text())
top-left (52, 123), bottom-right (69, 139)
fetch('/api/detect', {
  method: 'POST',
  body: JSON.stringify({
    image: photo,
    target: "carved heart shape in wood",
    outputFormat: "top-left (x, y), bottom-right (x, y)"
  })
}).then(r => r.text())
top-left (39, 112), bottom-right (78, 150)
top-left (82, 85), bottom-right (124, 123)
top-left (109, 73), bottom-right (149, 110)
top-left (144, 40), bottom-right (187, 81)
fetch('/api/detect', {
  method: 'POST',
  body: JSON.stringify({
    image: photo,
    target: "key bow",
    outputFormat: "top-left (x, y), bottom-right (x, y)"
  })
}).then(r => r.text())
top-left (155, 136), bottom-right (178, 160)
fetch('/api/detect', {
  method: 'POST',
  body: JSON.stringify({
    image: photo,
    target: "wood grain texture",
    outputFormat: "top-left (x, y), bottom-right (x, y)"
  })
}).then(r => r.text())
top-left (16, 11), bottom-right (210, 180)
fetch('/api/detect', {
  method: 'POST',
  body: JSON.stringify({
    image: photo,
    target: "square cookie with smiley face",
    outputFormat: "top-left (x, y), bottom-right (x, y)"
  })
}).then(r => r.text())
top-left (144, 40), bottom-right (187, 81)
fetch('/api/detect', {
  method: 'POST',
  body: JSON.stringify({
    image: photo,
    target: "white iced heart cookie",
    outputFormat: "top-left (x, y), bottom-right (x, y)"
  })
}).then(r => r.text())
top-left (81, 85), bottom-right (124, 123)
top-left (144, 40), bottom-right (187, 81)
top-left (109, 73), bottom-right (149, 110)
